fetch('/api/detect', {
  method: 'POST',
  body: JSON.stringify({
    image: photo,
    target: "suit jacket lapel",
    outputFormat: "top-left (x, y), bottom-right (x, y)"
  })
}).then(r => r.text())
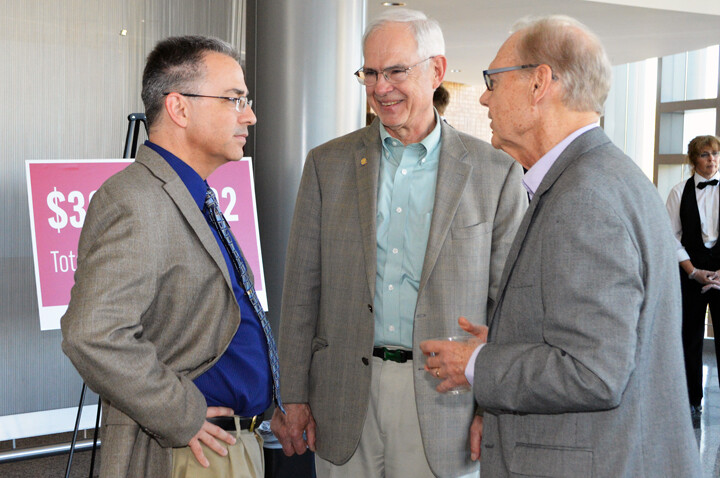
top-left (357, 122), bottom-right (382, 298)
top-left (487, 127), bottom-right (611, 330)
top-left (135, 146), bottom-right (235, 293)
top-left (418, 122), bottom-right (472, 296)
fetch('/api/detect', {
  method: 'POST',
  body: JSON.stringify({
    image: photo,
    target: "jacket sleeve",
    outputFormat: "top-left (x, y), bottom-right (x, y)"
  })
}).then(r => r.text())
top-left (487, 159), bottom-right (527, 316)
top-left (61, 184), bottom-right (206, 448)
top-left (276, 151), bottom-right (323, 404)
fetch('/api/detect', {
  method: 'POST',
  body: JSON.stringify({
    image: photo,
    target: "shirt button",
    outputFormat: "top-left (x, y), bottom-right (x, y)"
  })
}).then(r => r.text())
top-left (401, 169), bottom-right (407, 175)
top-left (388, 325), bottom-right (395, 332)
top-left (388, 284), bottom-right (394, 291)
top-left (392, 248), bottom-right (399, 254)
top-left (396, 207), bottom-right (402, 213)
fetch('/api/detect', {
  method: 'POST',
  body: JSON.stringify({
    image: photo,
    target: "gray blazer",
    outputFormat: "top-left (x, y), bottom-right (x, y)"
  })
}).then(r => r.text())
top-left (278, 120), bottom-right (527, 477)
top-left (61, 145), bottom-right (248, 478)
top-left (473, 128), bottom-right (702, 477)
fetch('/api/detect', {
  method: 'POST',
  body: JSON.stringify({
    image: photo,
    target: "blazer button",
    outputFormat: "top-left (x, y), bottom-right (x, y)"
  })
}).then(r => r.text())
top-left (367, 304), bottom-right (373, 313)
top-left (362, 357), bottom-right (369, 366)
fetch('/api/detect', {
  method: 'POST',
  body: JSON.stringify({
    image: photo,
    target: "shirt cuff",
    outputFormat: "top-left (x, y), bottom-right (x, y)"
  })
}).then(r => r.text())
top-left (464, 343), bottom-right (485, 386)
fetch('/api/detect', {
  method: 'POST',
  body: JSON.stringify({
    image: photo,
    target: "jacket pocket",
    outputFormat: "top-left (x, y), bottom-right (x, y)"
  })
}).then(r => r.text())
top-left (509, 443), bottom-right (592, 477)
top-left (450, 221), bottom-right (491, 239)
top-left (311, 336), bottom-right (328, 353)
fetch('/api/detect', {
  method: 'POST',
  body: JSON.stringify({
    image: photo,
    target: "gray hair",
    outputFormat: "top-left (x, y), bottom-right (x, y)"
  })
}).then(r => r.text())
top-left (512, 15), bottom-right (612, 115)
top-left (142, 35), bottom-right (240, 128)
top-left (363, 8), bottom-right (445, 62)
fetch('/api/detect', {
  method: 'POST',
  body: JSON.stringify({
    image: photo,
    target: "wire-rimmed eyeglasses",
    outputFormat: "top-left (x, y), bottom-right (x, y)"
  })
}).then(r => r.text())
top-left (354, 57), bottom-right (435, 86)
top-left (162, 92), bottom-right (253, 113)
top-left (699, 151), bottom-right (720, 159)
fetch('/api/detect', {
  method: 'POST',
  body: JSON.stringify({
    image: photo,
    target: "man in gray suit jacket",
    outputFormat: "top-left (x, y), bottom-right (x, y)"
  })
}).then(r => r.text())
top-left (271, 8), bottom-right (527, 478)
top-left (62, 36), bottom-right (278, 477)
top-left (422, 15), bottom-right (702, 477)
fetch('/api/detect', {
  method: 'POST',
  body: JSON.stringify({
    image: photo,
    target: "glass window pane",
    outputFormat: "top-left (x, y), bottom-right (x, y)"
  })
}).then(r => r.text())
top-left (687, 45), bottom-right (719, 101)
top-left (683, 109), bottom-right (717, 152)
top-left (657, 163), bottom-right (691, 204)
top-left (659, 112), bottom-right (685, 154)
top-left (661, 52), bottom-right (686, 103)
top-left (661, 45), bottom-right (719, 102)
top-left (659, 108), bottom-right (716, 154)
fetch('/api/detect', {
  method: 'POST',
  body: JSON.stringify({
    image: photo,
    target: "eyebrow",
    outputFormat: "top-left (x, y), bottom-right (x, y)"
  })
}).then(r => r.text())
top-left (363, 63), bottom-right (406, 71)
top-left (225, 88), bottom-right (247, 96)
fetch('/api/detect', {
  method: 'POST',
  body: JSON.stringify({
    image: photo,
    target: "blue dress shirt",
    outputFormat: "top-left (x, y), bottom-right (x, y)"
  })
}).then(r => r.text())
top-left (145, 141), bottom-right (271, 416)
top-left (374, 115), bottom-right (442, 348)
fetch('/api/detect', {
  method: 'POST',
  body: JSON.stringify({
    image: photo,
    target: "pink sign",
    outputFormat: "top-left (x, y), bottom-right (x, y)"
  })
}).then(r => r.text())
top-left (26, 158), bottom-right (266, 331)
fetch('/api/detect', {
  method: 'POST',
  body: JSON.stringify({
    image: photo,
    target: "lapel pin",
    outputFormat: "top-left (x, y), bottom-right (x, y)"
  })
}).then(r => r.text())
top-left (361, 157), bottom-right (367, 166)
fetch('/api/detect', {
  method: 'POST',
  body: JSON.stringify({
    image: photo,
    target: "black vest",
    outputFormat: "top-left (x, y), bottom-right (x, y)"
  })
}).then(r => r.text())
top-left (679, 176), bottom-right (720, 269)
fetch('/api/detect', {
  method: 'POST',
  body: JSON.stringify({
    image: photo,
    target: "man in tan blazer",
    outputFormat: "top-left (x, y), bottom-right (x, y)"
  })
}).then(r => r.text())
top-left (271, 8), bottom-right (527, 478)
top-left (423, 15), bottom-right (702, 477)
top-left (62, 36), bottom-right (278, 477)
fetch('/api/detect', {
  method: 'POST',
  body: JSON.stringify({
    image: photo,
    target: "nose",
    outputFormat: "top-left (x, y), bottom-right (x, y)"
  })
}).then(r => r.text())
top-left (240, 105), bottom-right (257, 126)
top-left (479, 88), bottom-right (490, 107)
top-left (372, 74), bottom-right (394, 95)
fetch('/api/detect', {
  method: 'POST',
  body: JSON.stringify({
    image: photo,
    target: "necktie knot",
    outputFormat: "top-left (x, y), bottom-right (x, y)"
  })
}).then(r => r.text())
top-left (697, 179), bottom-right (718, 190)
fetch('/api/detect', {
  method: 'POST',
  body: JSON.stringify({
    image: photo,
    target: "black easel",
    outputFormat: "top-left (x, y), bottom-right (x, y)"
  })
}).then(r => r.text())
top-left (64, 113), bottom-right (148, 478)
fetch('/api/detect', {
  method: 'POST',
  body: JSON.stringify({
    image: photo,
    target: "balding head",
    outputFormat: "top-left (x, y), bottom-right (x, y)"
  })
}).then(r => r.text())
top-left (512, 15), bottom-right (612, 115)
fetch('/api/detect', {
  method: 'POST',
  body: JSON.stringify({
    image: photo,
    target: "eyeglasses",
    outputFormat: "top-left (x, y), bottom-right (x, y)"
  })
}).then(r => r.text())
top-left (162, 92), bottom-right (253, 113)
top-left (483, 64), bottom-right (540, 91)
top-left (354, 57), bottom-right (435, 86)
top-left (699, 151), bottom-right (720, 159)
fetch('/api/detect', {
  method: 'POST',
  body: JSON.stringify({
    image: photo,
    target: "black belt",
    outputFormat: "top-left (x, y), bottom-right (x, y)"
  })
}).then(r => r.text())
top-left (373, 347), bottom-right (413, 363)
top-left (207, 414), bottom-right (262, 433)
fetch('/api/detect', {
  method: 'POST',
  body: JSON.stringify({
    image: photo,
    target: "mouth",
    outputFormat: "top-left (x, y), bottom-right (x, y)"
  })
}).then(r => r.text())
top-left (376, 98), bottom-right (403, 108)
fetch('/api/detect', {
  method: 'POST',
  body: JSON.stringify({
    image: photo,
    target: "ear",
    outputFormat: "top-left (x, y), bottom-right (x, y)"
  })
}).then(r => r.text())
top-left (528, 64), bottom-right (554, 106)
top-left (431, 55), bottom-right (447, 89)
top-left (164, 92), bottom-right (190, 128)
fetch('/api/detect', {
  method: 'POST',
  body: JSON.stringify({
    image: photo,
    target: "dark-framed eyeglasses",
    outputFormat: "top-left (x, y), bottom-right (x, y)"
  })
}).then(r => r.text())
top-left (354, 56), bottom-right (435, 86)
top-left (162, 92), bottom-right (253, 113)
top-left (482, 64), bottom-right (540, 91)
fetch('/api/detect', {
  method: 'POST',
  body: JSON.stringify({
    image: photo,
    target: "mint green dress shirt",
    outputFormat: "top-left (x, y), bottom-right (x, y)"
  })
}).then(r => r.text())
top-left (374, 115), bottom-right (442, 348)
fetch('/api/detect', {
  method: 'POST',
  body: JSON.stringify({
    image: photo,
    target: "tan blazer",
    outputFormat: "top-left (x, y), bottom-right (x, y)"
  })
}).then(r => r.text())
top-left (278, 120), bottom-right (527, 477)
top-left (61, 145), bottom-right (249, 477)
top-left (473, 128), bottom-right (702, 477)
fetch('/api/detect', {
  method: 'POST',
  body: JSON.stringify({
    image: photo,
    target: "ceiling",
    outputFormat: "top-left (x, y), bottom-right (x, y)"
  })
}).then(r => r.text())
top-left (366, 0), bottom-right (720, 85)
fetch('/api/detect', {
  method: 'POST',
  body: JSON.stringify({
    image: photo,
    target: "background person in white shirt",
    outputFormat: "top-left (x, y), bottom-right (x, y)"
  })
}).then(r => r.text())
top-left (665, 134), bottom-right (720, 424)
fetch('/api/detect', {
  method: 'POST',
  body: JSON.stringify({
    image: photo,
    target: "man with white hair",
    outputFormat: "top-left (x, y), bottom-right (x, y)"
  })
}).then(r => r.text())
top-left (422, 15), bottom-right (702, 476)
top-left (271, 8), bottom-right (527, 478)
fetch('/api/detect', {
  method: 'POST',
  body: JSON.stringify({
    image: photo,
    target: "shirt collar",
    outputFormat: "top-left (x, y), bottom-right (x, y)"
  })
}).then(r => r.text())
top-left (378, 110), bottom-right (442, 166)
top-left (145, 140), bottom-right (207, 210)
top-left (694, 171), bottom-right (720, 185)
top-left (522, 122), bottom-right (599, 199)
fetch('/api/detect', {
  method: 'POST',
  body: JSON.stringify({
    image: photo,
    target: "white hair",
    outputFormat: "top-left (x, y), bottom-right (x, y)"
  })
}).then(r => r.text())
top-left (363, 8), bottom-right (445, 61)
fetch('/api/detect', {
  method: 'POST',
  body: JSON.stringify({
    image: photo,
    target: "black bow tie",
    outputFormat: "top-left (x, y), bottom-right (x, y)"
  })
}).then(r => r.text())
top-left (697, 179), bottom-right (719, 190)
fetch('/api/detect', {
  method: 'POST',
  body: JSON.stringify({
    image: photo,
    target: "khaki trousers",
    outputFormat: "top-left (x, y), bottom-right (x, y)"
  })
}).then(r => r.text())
top-left (172, 416), bottom-right (264, 478)
top-left (316, 356), bottom-right (478, 478)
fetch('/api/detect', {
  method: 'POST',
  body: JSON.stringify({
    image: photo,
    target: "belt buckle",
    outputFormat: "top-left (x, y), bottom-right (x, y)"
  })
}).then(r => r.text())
top-left (384, 348), bottom-right (407, 363)
top-left (249, 415), bottom-right (258, 432)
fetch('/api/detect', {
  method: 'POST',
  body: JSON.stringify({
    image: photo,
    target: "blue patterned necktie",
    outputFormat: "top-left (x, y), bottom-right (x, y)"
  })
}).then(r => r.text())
top-left (204, 186), bottom-right (284, 413)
